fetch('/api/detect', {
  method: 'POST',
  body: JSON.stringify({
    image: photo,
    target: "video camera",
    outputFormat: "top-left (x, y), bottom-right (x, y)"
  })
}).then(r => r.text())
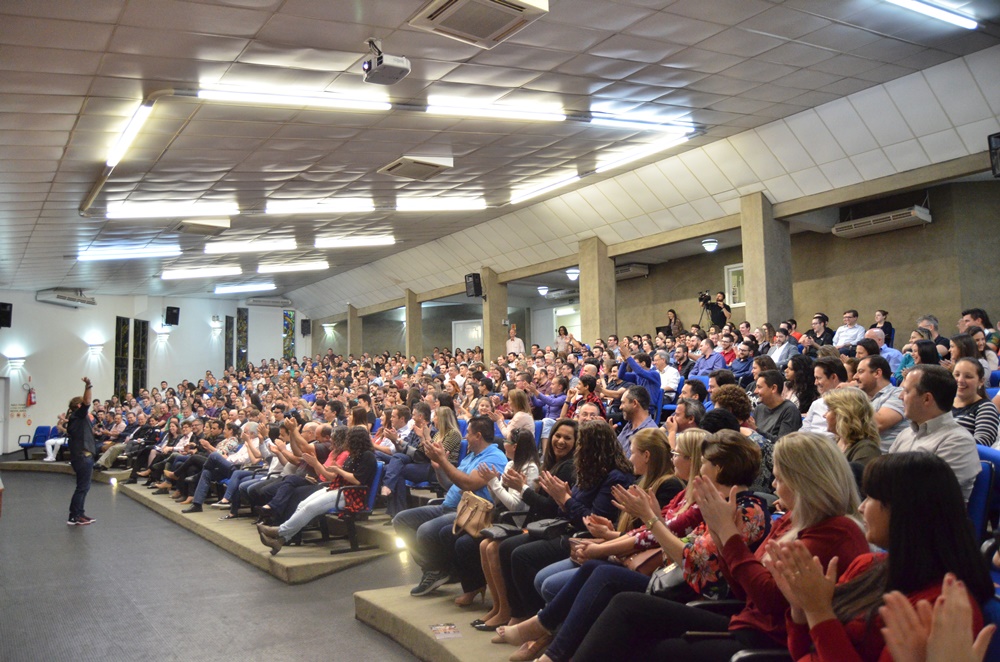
top-left (698, 290), bottom-right (711, 305)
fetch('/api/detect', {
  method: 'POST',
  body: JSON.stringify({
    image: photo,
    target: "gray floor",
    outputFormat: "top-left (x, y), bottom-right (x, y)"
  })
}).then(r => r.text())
top-left (0, 468), bottom-right (421, 662)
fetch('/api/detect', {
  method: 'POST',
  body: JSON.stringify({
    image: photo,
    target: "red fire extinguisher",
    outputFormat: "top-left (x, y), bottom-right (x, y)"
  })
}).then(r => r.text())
top-left (26, 387), bottom-right (36, 407)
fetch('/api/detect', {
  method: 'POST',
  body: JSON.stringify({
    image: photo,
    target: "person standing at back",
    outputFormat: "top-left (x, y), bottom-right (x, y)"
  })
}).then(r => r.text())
top-left (67, 377), bottom-right (97, 526)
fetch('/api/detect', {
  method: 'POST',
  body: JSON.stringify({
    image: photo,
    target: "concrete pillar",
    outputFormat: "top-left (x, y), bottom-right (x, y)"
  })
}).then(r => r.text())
top-left (741, 192), bottom-right (793, 326)
top-left (481, 266), bottom-right (508, 363)
top-left (579, 236), bottom-right (617, 344)
top-left (404, 289), bottom-right (422, 359)
top-left (346, 304), bottom-right (363, 357)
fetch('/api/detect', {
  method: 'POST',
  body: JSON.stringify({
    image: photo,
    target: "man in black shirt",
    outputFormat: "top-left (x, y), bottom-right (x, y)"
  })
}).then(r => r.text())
top-left (703, 291), bottom-right (732, 329)
top-left (66, 377), bottom-right (97, 525)
top-left (801, 313), bottom-right (835, 358)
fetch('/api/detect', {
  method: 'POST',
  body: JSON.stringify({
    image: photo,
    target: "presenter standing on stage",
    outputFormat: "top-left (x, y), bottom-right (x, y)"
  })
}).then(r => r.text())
top-left (67, 377), bottom-right (97, 526)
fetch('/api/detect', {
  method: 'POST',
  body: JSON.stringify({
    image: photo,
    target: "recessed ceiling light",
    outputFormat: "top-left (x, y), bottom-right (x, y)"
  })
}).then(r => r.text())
top-left (265, 198), bottom-right (375, 214)
top-left (885, 0), bottom-right (977, 29)
top-left (214, 282), bottom-right (276, 294)
top-left (702, 238), bottom-right (719, 252)
top-left (315, 236), bottom-right (396, 249)
top-left (161, 266), bottom-right (241, 280)
top-left (106, 202), bottom-right (238, 219)
top-left (78, 245), bottom-right (181, 261)
top-left (198, 87), bottom-right (391, 111)
top-left (204, 239), bottom-right (296, 254)
top-left (566, 268), bottom-right (580, 281)
top-left (257, 261), bottom-right (329, 274)
top-left (537, 286), bottom-right (549, 296)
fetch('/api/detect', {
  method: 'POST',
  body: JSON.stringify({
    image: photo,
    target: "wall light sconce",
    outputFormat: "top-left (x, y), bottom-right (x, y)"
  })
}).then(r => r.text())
top-left (322, 323), bottom-right (336, 334)
top-left (6, 356), bottom-right (25, 370)
top-left (156, 330), bottom-right (171, 341)
top-left (88, 344), bottom-right (104, 356)
top-left (701, 238), bottom-right (719, 252)
top-left (565, 267), bottom-right (580, 281)
top-left (537, 286), bottom-right (549, 296)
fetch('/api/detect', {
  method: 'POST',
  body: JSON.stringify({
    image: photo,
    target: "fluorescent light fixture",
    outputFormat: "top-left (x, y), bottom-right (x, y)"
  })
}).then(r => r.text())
top-left (204, 239), bottom-right (296, 255)
top-left (315, 235), bottom-right (396, 249)
top-left (78, 245), bottom-right (181, 261)
top-left (395, 198), bottom-right (487, 212)
top-left (426, 97), bottom-right (565, 122)
top-left (322, 323), bottom-right (336, 333)
top-left (885, 0), bottom-right (977, 28)
top-left (161, 266), bottom-right (242, 280)
top-left (106, 202), bottom-right (239, 219)
top-left (214, 282), bottom-right (276, 295)
top-left (198, 87), bottom-right (392, 111)
top-left (537, 286), bottom-right (549, 296)
top-left (589, 117), bottom-right (692, 133)
top-left (510, 175), bottom-right (581, 205)
top-left (702, 238), bottom-right (719, 252)
top-left (88, 344), bottom-right (104, 355)
top-left (566, 268), bottom-right (580, 281)
top-left (106, 102), bottom-right (154, 167)
top-left (595, 135), bottom-right (692, 174)
top-left (265, 198), bottom-right (375, 215)
top-left (257, 260), bottom-right (329, 274)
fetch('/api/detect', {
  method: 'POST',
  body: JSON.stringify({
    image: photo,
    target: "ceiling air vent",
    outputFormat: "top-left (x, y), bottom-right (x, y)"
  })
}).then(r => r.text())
top-left (169, 217), bottom-right (230, 237)
top-left (615, 263), bottom-right (649, 281)
top-left (409, 0), bottom-right (549, 50)
top-left (36, 288), bottom-right (96, 308)
top-left (245, 297), bottom-right (293, 307)
top-left (831, 206), bottom-right (931, 239)
top-left (377, 155), bottom-right (453, 181)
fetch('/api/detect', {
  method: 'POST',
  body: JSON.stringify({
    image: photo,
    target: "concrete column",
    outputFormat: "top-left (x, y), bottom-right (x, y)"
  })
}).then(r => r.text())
top-left (404, 289), bottom-right (422, 359)
top-left (346, 304), bottom-right (363, 357)
top-left (481, 266), bottom-right (508, 362)
top-left (741, 192), bottom-right (793, 326)
top-left (579, 236), bottom-right (617, 344)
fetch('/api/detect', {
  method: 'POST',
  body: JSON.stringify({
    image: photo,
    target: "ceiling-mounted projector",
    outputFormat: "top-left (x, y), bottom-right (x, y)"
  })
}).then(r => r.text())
top-left (361, 37), bottom-right (410, 85)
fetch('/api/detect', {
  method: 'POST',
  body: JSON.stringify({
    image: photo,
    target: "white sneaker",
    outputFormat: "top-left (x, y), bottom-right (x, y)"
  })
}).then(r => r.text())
top-left (43, 457), bottom-right (56, 462)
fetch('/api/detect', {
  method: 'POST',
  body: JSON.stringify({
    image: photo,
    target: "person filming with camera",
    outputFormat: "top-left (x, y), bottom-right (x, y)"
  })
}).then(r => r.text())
top-left (701, 291), bottom-right (732, 329)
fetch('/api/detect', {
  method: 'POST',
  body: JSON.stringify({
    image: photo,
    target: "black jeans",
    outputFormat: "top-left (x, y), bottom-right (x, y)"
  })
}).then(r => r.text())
top-left (574, 592), bottom-right (778, 662)
top-left (69, 454), bottom-right (94, 519)
top-left (502, 534), bottom-right (569, 618)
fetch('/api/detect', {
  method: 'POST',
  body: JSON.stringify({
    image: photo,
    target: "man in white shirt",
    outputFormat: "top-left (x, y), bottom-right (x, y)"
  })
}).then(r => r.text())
top-left (653, 350), bottom-right (681, 402)
top-left (890, 364), bottom-right (980, 500)
top-left (766, 328), bottom-right (799, 369)
top-left (801, 357), bottom-right (847, 438)
top-left (505, 327), bottom-right (525, 357)
top-left (833, 309), bottom-right (866, 355)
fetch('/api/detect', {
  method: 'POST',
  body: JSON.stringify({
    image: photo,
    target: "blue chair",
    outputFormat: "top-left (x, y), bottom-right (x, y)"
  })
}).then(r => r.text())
top-left (18, 425), bottom-right (52, 460)
top-left (457, 439), bottom-right (468, 463)
top-left (534, 420), bottom-right (543, 448)
top-left (458, 418), bottom-right (468, 437)
top-left (976, 445), bottom-right (1000, 528)
top-left (988, 387), bottom-right (999, 401)
top-left (326, 460), bottom-right (385, 555)
top-left (968, 460), bottom-right (993, 542)
top-left (371, 418), bottom-right (382, 434)
top-left (991, 369), bottom-right (1000, 388)
top-left (982, 591), bottom-right (1000, 662)
top-left (662, 376), bottom-right (685, 416)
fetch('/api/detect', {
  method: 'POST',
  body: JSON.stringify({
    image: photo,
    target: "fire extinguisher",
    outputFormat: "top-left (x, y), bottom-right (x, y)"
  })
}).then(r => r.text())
top-left (26, 387), bottom-right (36, 407)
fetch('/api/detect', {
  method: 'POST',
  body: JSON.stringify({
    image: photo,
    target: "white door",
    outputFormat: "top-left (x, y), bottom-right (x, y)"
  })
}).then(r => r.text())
top-left (452, 319), bottom-right (483, 352)
top-left (0, 377), bottom-right (10, 454)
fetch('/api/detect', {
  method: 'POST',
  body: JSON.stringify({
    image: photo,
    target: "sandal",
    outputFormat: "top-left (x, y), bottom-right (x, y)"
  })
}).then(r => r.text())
top-left (219, 514), bottom-right (238, 521)
top-left (509, 633), bottom-right (553, 662)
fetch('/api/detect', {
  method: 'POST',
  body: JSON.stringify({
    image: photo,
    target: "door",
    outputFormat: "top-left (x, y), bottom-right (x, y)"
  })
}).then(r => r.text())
top-left (452, 320), bottom-right (483, 352)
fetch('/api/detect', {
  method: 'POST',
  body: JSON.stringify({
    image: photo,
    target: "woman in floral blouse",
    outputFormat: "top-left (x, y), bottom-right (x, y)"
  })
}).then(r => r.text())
top-left (495, 430), bottom-right (769, 662)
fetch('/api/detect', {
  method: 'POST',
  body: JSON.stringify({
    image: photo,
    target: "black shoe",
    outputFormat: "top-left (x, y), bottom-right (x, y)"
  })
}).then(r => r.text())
top-left (470, 619), bottom-right (486, 627)
top-left (153, 488), bottom-right (169, 495)
top-left (124, 478), bottom-right (138, 484)
top-left (182, 504), bottom-right (203, 514)
top-left (473, 622), bottom-right (499, 632)
top-left (78, 515), bottom-right (96, 524)
top-left (93, 465), bottom-right (105, 472)
top-left (382, 519), bottom-right (395, 526)
top-left (410, 571), bottom-right (449, 597)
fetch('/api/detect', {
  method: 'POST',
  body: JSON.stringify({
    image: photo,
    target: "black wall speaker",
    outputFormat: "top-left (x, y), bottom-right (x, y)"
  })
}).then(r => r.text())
top-left (0, 302), bottom-right (11, 328)
top-left (990, 132), bottom-right (1000, 178)
top-left (164, 306), bottom-right (180, 326)
top-left (301, 319), bottom-right (311, 336)
top-left (465, 273), bottom-right (482, 298)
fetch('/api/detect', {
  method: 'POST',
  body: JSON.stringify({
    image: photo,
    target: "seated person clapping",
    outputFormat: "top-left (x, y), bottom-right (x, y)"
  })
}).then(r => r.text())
top-left (766, 452), bottom-right (992, 662)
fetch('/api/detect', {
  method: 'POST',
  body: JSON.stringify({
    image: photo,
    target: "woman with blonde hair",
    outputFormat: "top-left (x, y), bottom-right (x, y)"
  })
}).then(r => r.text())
top-left (823, 387), bottom-right (881, 467)
top-left (492, 388), bottom-right (534, 439)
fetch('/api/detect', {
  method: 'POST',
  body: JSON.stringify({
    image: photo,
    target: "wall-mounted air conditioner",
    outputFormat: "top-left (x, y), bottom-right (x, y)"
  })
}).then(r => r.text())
top-left (614, 263), bottom-right (649, 280)
top-left (35, 288), bottom-right (96, 308)
top-left (543, 289), bottom-right (577, 301)
top-left (245, 297), bottom-right (293, 307)
top-left (831, 206), bottom-right (931, 239)
top-left (409, 0), bottom-right (549, 50)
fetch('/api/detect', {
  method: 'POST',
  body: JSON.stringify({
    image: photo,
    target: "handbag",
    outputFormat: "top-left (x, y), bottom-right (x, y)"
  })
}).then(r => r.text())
top-left (453, 491), bottom-right (494, 538)
top-left (479, 523), bottom-right (523, 541)
top-left (616, 548), bottom-right (664, 577)
top-left (646, 561), bottom-right (685, 597)
top-left (525, 517), bottom-right (572, 540)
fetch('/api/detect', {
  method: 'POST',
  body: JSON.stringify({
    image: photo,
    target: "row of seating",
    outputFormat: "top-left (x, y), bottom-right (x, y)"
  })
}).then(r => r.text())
top-left (17, 425), bottom-right (62, 460)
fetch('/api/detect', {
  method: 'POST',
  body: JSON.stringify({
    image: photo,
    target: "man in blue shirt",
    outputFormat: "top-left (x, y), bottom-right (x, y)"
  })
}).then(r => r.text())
top-left (616, 346), bottom-right (663, 418)
top-left (730, 341), bottom-right (755, 385)
top-left (617, 386), bottom-right (657, 454)
top-left (690, 339), bottom-right (727, 377)
top-left (866, 328), bottom-right (904, 374)
top-left (393, 416), bottom-right (508, 597)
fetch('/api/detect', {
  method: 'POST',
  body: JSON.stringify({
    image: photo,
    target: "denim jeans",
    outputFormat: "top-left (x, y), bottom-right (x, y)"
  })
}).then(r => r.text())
top-left (534, 558), bottom-right (578, 603)
top-left (69, 454), bottom-right (94, 519)
top-left (383, 453), bottom-right (434, 516)
top-left (392, 504), bottom-right (457, 571)
top-left (192, 452), bottom-right (236, 505)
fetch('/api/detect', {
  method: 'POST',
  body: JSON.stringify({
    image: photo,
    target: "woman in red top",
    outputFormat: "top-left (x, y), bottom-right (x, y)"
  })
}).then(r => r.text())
top-left (766, 452), bottom-right (992, 662)
top-left (573, 431), bottom-right (871, 662)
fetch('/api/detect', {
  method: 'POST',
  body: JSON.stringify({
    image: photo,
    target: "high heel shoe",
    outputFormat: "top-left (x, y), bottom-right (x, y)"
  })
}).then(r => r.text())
top-left (454, 588), bottom-right (486, 607)
top-left (473, 621), bottom-right (499, 632)
top-left (508, 633), bottom-right (553, 662)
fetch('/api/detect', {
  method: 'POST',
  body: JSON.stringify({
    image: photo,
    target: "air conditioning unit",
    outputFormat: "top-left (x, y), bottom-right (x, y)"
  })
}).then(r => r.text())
top-left (409, 0), bottom-right (549, 50)
top-left (543, 289), bottom-right (577, 301)
top-left (378, 155), bottom-right (453, 181)
top-left (615, 263), bottom-right (649, 281)
top-left (169, 217), bottom-right (230, 237)
top-left (831, 206), bottom-right (931, 239)
top-left (36, 288), bottom-right (96, 308)
top-left (245, 297), bottom-right (293, 307)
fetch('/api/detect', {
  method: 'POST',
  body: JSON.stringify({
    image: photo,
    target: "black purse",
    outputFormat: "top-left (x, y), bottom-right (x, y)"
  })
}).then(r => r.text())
top-left (525, 517), bottom-right (572, 540)
top-left (479, 523), bottom-right (523, 541)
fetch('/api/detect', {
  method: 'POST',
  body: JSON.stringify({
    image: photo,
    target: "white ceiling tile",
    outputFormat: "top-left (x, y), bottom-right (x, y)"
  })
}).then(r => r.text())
top-left (814, 98), bottom-right (879, 156)
top-left (647, 208), bottom-right (682, 232)
top-left (849, 85), bottom-right (915, 146)
top-left (701, 139), bottom-right (759, 188)
top-left (666, 0), bottom-right (773, 26)
top-left (627, 214), bottom-right (659, 236)
top-left (677, 150), bottom-right (732, 194)
top-left (762, 174), bottom-right (804, 202)
top-left (689, 196), bottom-right (727, 220)
top-left (667, 202), bottom-right (701, 225)
top-left (883, 74), bottom-right (953, 137)
top-left (784, 109), bottom-right (847, 165)
top-left (755, 121), bottom-right (815, 171)
top-left (882, 140), bottom-right (931, 172)
top-left (955, 117), bottom-right (1000, 154)
top-left (593, 179), bottom-right (645, 219)
top-left (624, 11), bottom-right (728, 46)
top-left (655, 158), bottom-right (710, 201)
top-left (922, 58), bottom-right (993, 126)
top-left (961, 46), bottom-right (1000, 116)
top-left (578, 187), bottom-right (626, 224)
top-left (611, 172), bottom-right (665, 215)
top-left (917, 129), bottom-right (969, 163)
top-left (818, 158), bottom-right (864, 188)
top-left (727, 131), bottom-right (786, 181)
top-left (788, 167), bottom-right (832, 196)
top-left (633, 163), bottom-right (686, 208)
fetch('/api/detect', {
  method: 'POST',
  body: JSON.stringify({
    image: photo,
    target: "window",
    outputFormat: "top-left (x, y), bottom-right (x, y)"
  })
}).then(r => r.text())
top-left (725, 263), bottom-right (745, 308)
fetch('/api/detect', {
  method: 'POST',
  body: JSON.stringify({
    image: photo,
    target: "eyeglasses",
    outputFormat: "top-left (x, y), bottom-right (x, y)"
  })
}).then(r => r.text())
top-left (670, 451), bottom-right (688, 459)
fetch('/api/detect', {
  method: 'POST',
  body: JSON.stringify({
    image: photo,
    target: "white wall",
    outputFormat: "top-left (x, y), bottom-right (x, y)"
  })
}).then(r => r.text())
top-left (0, 290), bottom-right (308, 453)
